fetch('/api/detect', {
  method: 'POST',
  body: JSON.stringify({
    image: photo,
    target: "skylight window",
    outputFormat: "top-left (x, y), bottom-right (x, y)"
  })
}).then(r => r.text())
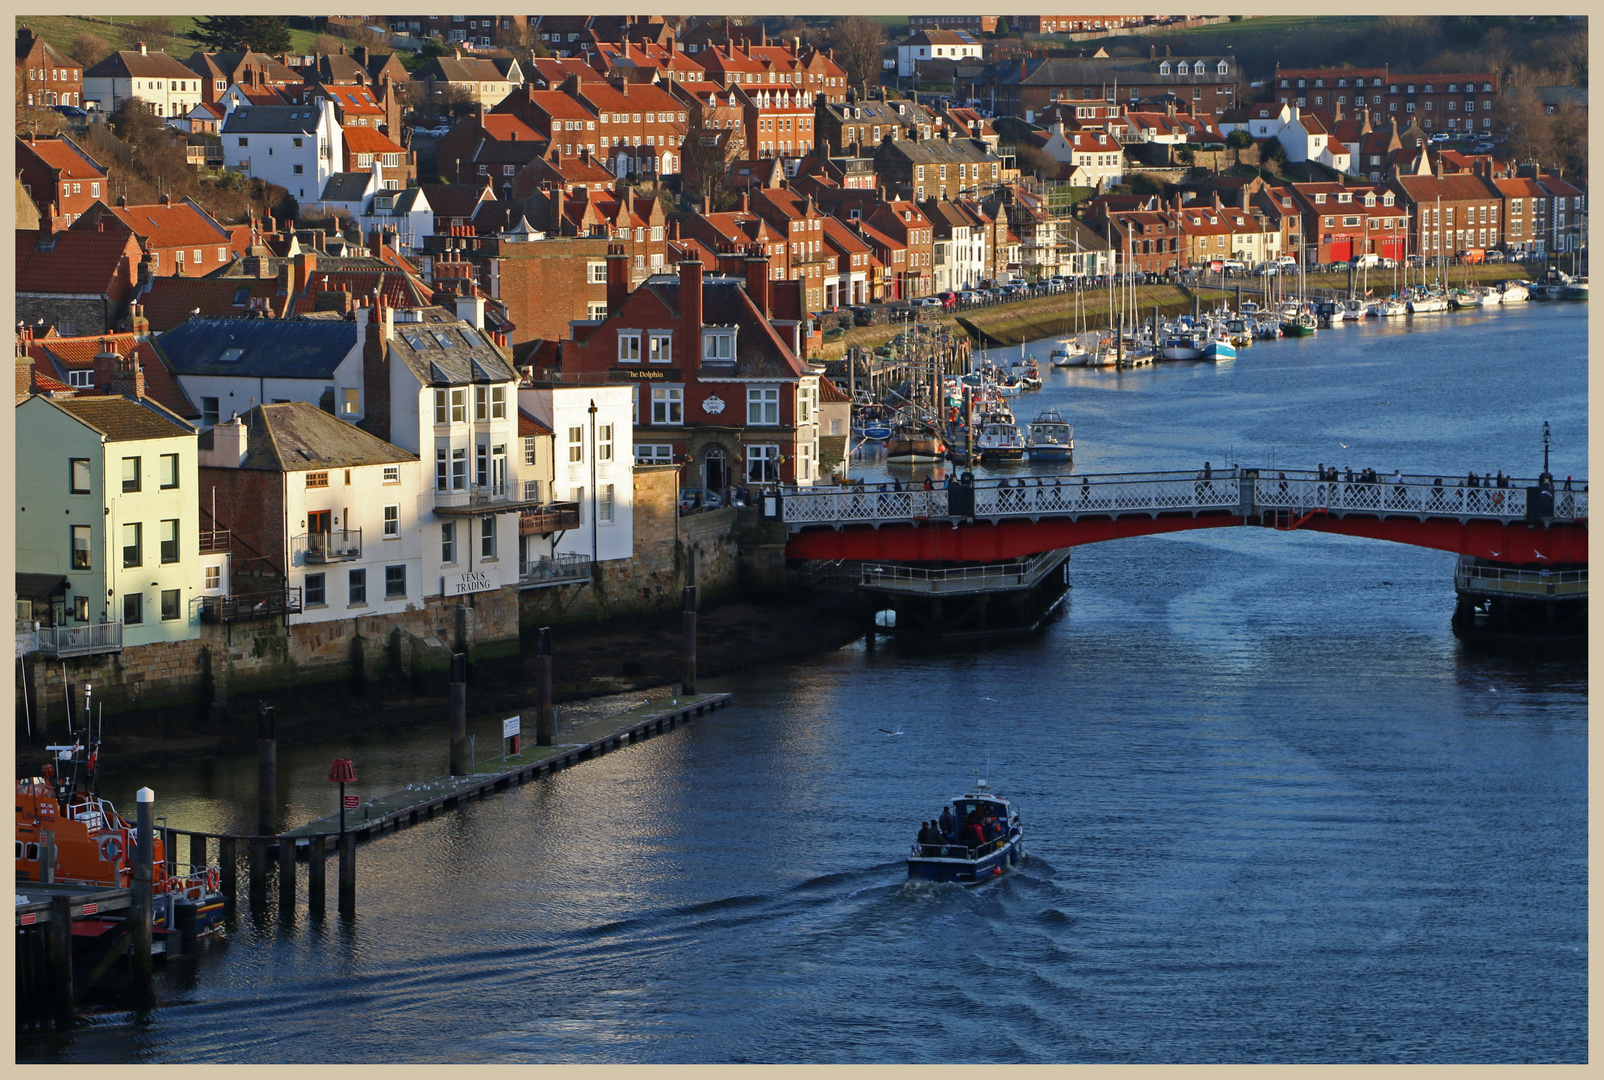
top-left (219, 347), bottom-right (244, 362)
top-left (431, 331), bottom-right (455, 348)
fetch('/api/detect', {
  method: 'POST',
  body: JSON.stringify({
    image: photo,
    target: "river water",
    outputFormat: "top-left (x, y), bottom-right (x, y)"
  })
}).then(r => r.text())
top-left (25, 304), bottom-right (1587, 1063)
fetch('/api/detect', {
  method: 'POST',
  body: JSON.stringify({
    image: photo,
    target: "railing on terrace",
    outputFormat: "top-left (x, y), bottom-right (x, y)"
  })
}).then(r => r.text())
top-left (199, 589), bottom-right (303, 623)
top-left (1454, 559), bottom-right (1587, 598)
top-left (781, 470), bottom-right (1586, 528)
top-left (519, 502), bottom-right (582, 535)
top-left (294, 528), bottom-right (362, 564)
top-left (518, 553), bottom-right (592, 589)
top-left (198, 530), bottom-right (231, 553)
top-left (37, 621), bottom-right (123, 658)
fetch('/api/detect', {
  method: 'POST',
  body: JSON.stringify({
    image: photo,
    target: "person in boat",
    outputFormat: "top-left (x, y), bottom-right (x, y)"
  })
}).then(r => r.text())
top-left (939, 805), bottom-right (955, 840)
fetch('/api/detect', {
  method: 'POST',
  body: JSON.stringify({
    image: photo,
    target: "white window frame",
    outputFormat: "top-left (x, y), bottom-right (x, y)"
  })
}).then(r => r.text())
top-left (635, 443), bottom-right (673, 464)
top-left (648, 332), bottom-right (672, 364)
top-left (651, 386), bottom-right (683, 425)
top-left (747, 386), bottom-right (781, 426)
top-left (617, 331), bottom-right (642, 363)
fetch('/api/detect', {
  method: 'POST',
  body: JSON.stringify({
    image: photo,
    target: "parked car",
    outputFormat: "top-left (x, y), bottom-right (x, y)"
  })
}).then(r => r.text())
top-left (1473, 142), bottom-right (1496, 154)
top-left (1220, 259), bottom-right (1247, 274)
top-left (1276, 254), bottom-right (1298, 266)
top-left (936, 291), bottom-right (958, 311)
top-left (1350, 253), bottom-right (1382, 270)
top-left (1484, 250), bottom-right (1507, 263)
top-left (1430, 132), bottom-right (1452, 142)
top-left (912, 296), bottom-right (943, 310)
top-left (679, 488), bottom-right (723, 512)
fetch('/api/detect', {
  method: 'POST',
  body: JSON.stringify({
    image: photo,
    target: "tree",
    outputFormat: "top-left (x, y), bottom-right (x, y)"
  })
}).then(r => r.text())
top-left (1013, 143), bottom-right (1058, 181)
top-left (831, 16), bottom-right (885, 97)
top-left (680, 128), bottom-right (743, 212)
top-left (191, 16), bottom-right (292, 54)
top-left (70, 31), bottom-right (115, 70)
top-left (1226, 128), bottom-right (1253, 166)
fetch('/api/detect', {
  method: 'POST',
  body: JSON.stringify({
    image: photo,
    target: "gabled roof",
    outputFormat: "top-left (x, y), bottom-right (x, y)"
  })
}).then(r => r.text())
top-left (84, 48), bottom-right (195, 81)
top-left (518, 407), bottom-right (553, 438)
top-left (154, 317), bottom-right (358, 379)
top-left (15, 135), bottom-right (107, 181)
top-left (201, 401), bottom-right (415, 471)
top-left (818, 377), bottom-right (851, 403)
top-left (319, 171), bottom-right (378, 204)
top-left (420, 183), bottom-right (496, 219)
top-left (420, 54), bottom-right (518, 83)
top-left (72, 198), bottom-right (234, 250)
top-left (1392, 172), bottom-right (1503, 203)
top-left (15, 230), bottom-right (138, 294)
top-left (41, 393), bottom-right (194, 442)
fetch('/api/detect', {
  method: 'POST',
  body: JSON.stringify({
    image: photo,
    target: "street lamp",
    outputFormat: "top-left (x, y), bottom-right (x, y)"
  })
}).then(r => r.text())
top-left (1541, 420), bottom-right (1552, 484)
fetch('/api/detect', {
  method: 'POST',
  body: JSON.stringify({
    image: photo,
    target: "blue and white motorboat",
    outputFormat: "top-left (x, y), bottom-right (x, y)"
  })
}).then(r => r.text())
top-left (1026, 408), bottom-right (1074, 462)
top-left (860, 423), bottom-right (893, 441)
top-left (907, 779), bottom-right (1025, 884)
top-left (1201, 335), bottom-right (1236, 362)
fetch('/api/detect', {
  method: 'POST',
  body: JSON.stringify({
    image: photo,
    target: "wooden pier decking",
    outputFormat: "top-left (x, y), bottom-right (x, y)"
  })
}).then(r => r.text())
top-left (280, 692), bottom-right (731, 843)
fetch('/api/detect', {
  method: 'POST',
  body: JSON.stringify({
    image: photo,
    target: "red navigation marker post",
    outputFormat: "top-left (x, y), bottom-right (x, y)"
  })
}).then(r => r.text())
top-left (328, 758), bottom-right (357, 836)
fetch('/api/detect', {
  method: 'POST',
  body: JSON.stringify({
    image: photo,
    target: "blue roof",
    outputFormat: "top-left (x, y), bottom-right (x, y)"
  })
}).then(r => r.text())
top-left (154, 318), bottom-right (358, 379)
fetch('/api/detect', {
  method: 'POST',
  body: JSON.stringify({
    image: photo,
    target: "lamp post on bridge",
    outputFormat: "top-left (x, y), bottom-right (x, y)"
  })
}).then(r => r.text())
top-left (1540, 421), bottom-right (1553, 490)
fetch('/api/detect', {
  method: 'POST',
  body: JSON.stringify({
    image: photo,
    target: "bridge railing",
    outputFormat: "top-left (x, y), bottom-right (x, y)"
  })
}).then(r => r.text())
top-left (783, 470), bottom-right (1585, 529)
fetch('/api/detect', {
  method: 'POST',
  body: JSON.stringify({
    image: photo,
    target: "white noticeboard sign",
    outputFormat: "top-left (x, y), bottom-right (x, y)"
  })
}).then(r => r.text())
top-left (502, 716), bottom-right (521, 739)
top-left (444, 567), bottom-right (501, 596)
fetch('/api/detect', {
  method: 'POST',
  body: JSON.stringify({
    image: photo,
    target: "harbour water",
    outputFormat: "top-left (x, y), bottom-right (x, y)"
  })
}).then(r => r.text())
top-left (25, 304), bottom-right (1586, 1063)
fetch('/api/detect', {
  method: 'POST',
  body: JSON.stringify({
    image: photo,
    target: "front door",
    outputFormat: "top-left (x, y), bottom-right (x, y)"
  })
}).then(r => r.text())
top-left (705, 448), bottom-right (726, 492)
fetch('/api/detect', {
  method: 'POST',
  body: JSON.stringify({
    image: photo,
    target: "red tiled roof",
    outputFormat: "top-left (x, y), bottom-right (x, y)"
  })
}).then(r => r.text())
top-left (138, 276), bottom-right (285, 331)
top-left (15, 230), bottom-right (139, 294)
top-left (81, 200), bottom-right (234, 250)
top-left (341, 126), bottom-right (405, 154)
top-left (26, 335), bottom-right (197, 419)
top-left (518, 407), bottom-right (553, 438)
top-left (16, 136), bottom-right (107, 181)
top-left (818, 377), bottom-right (851, 403)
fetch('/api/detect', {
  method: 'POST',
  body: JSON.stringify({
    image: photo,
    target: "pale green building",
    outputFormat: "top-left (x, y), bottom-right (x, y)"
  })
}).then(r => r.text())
top-left (16, 392), bottom-right (201, 655)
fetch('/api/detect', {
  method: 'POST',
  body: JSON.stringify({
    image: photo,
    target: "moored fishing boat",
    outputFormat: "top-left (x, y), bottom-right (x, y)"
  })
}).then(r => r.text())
top-left (976, 417), bottom-right (1027, 461)
top-left (1026, 408), bottom-right (1074, 462)
top-left (1158, 330), bottom-right (1203, 360)
top-left (1368, 297), bottom-right (1407, 317)
top-left (907, 778), bottom-right (1024, 884)
top-left (1201, 334), bottom-right (1237, 362)
top-left (886, 417), bottom-right (945, 462)
top-left (1050, 337), bottom-right (1088, 367)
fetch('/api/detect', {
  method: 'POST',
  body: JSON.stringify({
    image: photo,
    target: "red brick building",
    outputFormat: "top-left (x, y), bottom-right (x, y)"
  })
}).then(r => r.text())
top-left (562, 255), bottom-right (823, 488)
top-left (71, 196), bottom-right (243, 278)
top-left (17, 26), bottom-right (83, 108)
top-left (15, 134), bottom-right (108, 229)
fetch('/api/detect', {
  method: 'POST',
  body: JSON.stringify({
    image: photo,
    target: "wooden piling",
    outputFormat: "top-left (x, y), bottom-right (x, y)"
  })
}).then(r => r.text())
top-left (39, 828), bottom-right (55, 884)
top-left (248, 838), bottom-right (268, 910)
top-left (307, 834), bottom-right (326, 914)
top-left (219, 836), bottom-right (237, 915)
top-left (338, 833), bottom-right (356, 917)
top-left (448, 653), bottom-right (468, 775)
top-left (46, 894), bottom-right (74, 1027)
top-left (681, 586), bottom-right (698, 695)
top-left (190, 832), bottom-right (207, 873)
top-left (277, 835), bottom-right (296, 916)
top-left (130, 788), bottom-right (155, 1010)
top-left (257, 704), bottom-right (277, 836)
top-left (162, 827), bottom-right (177, 879)
top-left (535, 627), bottom-right (554, 746)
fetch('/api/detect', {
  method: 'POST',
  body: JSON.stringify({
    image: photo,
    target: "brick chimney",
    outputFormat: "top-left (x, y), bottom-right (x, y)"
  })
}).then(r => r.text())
top-left (745, 246), bottom-right (771, 316)
top-left (679, 258), bottom-right (704, 369)
top-left (292, 250), bottom-right (317, 296)
top-left (91, 344), bottom-right (120, 392)
top-left (359, 296), bottom-right (392, 441)
top-left (106, 350), bottom-right (146, 400)
top-left (201, 414), bottom-right (248, 466)
top-left (605, 242), bottom-right (630, 314)
top-left (127, 302), bottom-right (149, 337)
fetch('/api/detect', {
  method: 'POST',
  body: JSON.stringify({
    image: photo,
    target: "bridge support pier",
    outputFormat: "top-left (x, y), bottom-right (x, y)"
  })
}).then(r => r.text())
top-left (872, 550), bottom-right (1071, 639)
top-left (1451, 556), bottom-right (1587, 645)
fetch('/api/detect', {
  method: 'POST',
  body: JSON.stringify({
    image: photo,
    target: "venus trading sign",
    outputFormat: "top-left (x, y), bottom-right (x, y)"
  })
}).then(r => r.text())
top-left (445, 568), bottom-right (501, 596)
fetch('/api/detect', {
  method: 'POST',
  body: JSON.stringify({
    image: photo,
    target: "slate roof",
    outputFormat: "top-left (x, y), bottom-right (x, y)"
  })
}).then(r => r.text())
top-left (383, 307), bottom-right (517, 387)
top-left (421, 183), bottom-right (495, 219)
top-left (47, 394), bottom-right (194, 442)
top-left (319, 171), bottom-right (377, 203)
top-left (589, 276), bottom-right (803, 380)
top-left (201, 401), bottom-right (415, 472)
top-left (1000, 55), bottom-right (1236, 87)
top-left (154, 318), bottom-right (358, 379)
top-left (420, 55), bottom-right (517, 84)
top-left (15, 230), bottom-right (138, 294)
top-left (221, 106), bottom-right (325, 135)
top-left (84, 49), bottom-right (195, 81)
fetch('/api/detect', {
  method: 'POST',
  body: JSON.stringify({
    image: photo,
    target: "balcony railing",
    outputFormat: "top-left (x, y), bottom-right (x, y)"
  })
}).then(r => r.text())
top-left (1454, 559), bottom-right (1587, 599)
top-left (518, 554), bottom-right (592, 589)
top-left (37, 622), bottom-right (123, 658)
top-left (198, 530), bottom-right (231, 553)
top-left (294, 528), bottom-right (362, 564)
top-left (199, 589), bottom-right (303, 623)
top-left (519, 502), bottom-right (582, 535)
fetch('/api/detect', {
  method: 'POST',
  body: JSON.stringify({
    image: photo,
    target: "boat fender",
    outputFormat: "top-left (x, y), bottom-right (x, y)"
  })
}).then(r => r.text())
top-left (99, 835), bottom-right (123, 863)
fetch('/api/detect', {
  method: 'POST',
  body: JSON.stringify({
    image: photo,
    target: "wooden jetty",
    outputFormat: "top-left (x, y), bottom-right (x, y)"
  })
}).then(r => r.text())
top-left (280, 692), bottom-right (731, 842)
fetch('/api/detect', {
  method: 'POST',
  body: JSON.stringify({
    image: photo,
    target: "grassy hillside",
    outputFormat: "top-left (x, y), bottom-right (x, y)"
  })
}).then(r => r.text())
top-left (21, 15), bottom-right (324, 63)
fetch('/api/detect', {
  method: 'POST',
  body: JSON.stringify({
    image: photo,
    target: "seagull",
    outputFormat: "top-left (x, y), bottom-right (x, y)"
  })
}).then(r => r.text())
top-left (1487, 550), bottom-right (1502, 558)
top-left (1534, 551), bottom-right (1550, 560)
top-left (879, 725), bottom-right (904, 736)
top-left (1339, 442), bottom-right (1348, 448)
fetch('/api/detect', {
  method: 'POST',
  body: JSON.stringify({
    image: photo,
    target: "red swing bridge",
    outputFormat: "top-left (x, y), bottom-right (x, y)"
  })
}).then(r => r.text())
top-left (775, 468), bottom-right (1587, 638)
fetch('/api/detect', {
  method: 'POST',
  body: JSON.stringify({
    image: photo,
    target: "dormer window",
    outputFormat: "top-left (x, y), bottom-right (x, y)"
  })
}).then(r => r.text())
top-left (1482, 83), bottom-right (1492, 92)
top-left (1217, 61), bottom-right (1228, 75)
top-left (1364, 193), bottom-right (1376, 206)
top-left (1314, 193), bottom-right (1326, 204)
top-left (1297, 78), bottom-right (1305, 88)
top-left (1315, 78), bottom-right (1324, 88)
top-left (1177, 62), bottom-right (1190, 75)
top-left (1448, 83), bottom-right (1457, 92)
top-left (1382, 193), bottom-right (1394, 206)
top-left (1338, 78), bottom-right (1347, 87)
top-left (1337, 192), bottom-right (1351, 203)
top-left (1159, 62), bottom-right (1171, 75)
top-left (702, 328), bottom-right (735, 362)
top-left (1406, 84), bottom-right (1415, 94)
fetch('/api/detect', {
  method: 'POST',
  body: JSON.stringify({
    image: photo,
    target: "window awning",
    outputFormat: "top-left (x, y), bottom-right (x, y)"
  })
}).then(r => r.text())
top-left (16, 573), bottom-right (68, 600)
